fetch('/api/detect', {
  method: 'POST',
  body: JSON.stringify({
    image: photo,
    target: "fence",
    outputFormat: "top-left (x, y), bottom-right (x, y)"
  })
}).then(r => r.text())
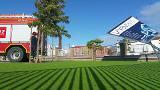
top-left (46, 45), bottom-right (116, 60)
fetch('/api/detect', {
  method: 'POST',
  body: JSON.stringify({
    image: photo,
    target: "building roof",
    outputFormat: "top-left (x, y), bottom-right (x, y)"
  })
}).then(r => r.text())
top-left (0, 14), bottom-right (38, 25)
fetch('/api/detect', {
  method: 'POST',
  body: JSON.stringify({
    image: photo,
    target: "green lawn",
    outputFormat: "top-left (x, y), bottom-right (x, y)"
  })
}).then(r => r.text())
top-left (0, 61), bottom-right (160, 90)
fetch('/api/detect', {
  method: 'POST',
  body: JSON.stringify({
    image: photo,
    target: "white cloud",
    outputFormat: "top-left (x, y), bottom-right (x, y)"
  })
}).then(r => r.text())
top-left (140, 1), bottom-right (160, 28)
top-left (141, 2), bottom-right (160, 16)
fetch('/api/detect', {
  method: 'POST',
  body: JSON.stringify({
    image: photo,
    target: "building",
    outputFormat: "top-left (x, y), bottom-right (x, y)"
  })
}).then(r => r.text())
top-left (70, 46), bottom-right (114, 58)
top-left (116, 37), bottom-right (160, 55)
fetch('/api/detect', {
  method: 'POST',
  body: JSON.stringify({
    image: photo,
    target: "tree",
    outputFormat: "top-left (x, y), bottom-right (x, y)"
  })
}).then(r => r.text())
top-left (29, 0), bottom-right (70, 63)
top-left (53, 26), bottom-right (71, 49)
top-left (87, 39), bottom-right (104, 60)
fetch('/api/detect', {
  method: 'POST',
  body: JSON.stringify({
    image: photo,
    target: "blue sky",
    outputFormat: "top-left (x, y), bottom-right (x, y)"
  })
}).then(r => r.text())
top-left (0, 0), bottom-right (159, 48)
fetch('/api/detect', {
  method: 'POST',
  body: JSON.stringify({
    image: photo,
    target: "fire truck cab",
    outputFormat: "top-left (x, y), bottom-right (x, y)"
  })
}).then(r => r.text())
top-left (0, 14), bottom-right (38, 62)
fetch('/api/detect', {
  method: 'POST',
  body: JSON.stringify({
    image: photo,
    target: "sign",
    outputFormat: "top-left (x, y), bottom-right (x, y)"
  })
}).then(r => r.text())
top-left (109, 16), bottom-right (158, 43)
top-left (0, 27), bottom-right (6, 38)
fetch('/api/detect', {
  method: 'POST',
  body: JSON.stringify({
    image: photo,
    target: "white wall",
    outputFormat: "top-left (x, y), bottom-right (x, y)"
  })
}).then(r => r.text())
top-left (0, 24), bottom-right (37, 42)
top-left (116, 40), bottom-right (160, 55)
top-left (12, 25), bottom-right (37, 42)
top-left (128, 40), bottom-right (160, 55)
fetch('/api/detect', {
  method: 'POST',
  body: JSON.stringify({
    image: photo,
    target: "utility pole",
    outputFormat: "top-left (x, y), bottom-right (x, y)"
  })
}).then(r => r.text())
top-left (52, 36), bottom-right (54, 61)
top-left (29, 27), bottom-right (33, 63)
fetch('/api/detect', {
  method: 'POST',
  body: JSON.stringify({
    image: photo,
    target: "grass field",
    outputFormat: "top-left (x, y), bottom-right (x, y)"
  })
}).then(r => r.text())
top-left (0, 61), bottom-right (160, 90)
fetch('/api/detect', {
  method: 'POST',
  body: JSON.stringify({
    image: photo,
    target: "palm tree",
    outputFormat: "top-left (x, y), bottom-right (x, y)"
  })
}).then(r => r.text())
top-left (87, 39), bottom-right (104, 60)
top-left (28, 0), bottom-right (70, 63)
top-left (52, 27), bottom-right (71, 58)
top-left (53, 26), bottom-right (71, 49)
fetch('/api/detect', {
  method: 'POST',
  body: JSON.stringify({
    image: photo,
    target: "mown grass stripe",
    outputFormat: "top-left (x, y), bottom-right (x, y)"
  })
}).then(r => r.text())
top-left (108, 67), bottom-right (144, 90)
top-left (0, 70), bottom-right (41, 89)
top-left (16, 69), bottom-right (58, 90)
top-left (81, 68), bottom-right (89, 90)
top-left (0, 72), bottom-right (28, 80)
top-left (57, 69), bottom-right (72, 90)
top-left (149, 73), bottom-right (160, 80)
top-left (85, 68), bottom-right (93, 90)
top-left (3, 70), bottom-right (49, 90)
top-left (23, 70), bottom-right (54, 90)
top-left (0, 73), bottom-right (3, 76)
top-left (68, 68), bottom-right (77, 90)
top-left (112, 66), bottom-right (157, 79)
top-left (121, 72), bottom-right (160, 89)
top-left (0, 72), bottom-right (24, 81)
top-left (49, 69), bottom-right (71, 90)
top-left (120, 68), bottom-right (160, 81)
top-left (34, 69), bottom-right (60, 90)
top-left (60, 69), bottom-right (76, 90)
top-left (39, 69), bottom-right (65, 90)
top-left (102, 67), bottom-right (155, 90)
top-left (86, 67), bottom-right (99, 90)
top-left (72, 68), bottom-right (80, 90)
top-left (123, 69), bottom-right (160, 85)
top-left (97, 67), bottom-right (126, 90)
top-left (0, 72), bottom-right (37, 86)
top-left (0, 71), bottom-right (30, 84)
top-left (88, 67), bottom-right (106, 90)
top-left (120, 73), bottom-right (156, 89)
top-left (127, 66), bottom-right (160, 85)
top-left (79, 68), bottom-right (83, 90)
top-left (94, 67), bottom-right (116, 90)
top-left (101, 67), bottom-right (144, 90)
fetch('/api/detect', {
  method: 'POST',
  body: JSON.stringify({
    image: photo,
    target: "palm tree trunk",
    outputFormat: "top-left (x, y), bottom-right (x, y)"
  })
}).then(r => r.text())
top-left (57, 34), bottom-right (62, 59)
top-left (52, 36), bottom-right (54, 61)
top-left (93, 45), bottom-right (96, 61)
top-left (58, 34), bottom-right (62, 49)
top-left (29, 27), bottom-right (33, 63)
top-left (35, 30), bottom-right (41, 63)
top-left (40, 32), bottom-right (44, 62)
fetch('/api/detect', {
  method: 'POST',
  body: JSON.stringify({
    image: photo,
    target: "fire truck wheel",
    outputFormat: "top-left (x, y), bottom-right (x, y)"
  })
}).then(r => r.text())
top-left (7, 47), bottom-right (24, 62)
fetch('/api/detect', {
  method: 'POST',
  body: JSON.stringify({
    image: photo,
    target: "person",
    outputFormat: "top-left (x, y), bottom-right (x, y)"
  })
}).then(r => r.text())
top-left (31, 32), bottom-right (38, 59)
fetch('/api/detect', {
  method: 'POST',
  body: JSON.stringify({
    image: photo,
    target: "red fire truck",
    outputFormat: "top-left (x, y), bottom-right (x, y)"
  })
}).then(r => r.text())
top-left (0, 14), bottom-right (38, 62)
